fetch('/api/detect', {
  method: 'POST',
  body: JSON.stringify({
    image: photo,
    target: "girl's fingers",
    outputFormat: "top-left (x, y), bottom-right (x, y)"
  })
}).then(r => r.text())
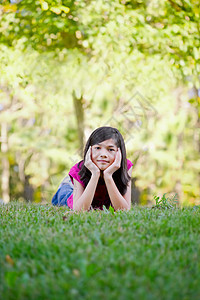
top-left (116, 148), bottom-right (121, 159)
top-left (118, 148), bottom-right (122, 159)
top-left (89, 146), bottom-right (92, 160)
top-left (115, 148), bottom-right (121, 167)
top-left (85, 147), bottom-right (92, 167)
top-left (85, 146), bottom-right (91, 160)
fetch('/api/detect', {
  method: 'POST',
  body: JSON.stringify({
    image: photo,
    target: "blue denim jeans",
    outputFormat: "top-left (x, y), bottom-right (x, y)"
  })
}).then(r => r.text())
top-left (51, 176), bottom-right (73, 207)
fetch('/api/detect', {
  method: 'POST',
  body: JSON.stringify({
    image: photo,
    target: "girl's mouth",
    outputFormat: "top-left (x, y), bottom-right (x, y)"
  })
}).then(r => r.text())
top-left (97, 160), bottom-right (109, 163)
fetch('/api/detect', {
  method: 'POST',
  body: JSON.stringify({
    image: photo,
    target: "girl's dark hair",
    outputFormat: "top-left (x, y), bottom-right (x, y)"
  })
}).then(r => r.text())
top-left (78, 126), bottom-right (131, 195)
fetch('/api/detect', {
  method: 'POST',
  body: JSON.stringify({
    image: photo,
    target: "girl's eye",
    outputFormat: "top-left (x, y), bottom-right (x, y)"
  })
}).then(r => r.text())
top-left (94, 147), bottom-right (115, 151)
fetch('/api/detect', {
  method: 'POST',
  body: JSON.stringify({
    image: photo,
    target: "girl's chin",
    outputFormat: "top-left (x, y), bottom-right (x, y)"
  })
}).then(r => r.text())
top-left (97, 164), bottom-right (109, 170)
top-left (93, 161), bottom-right (111, 170)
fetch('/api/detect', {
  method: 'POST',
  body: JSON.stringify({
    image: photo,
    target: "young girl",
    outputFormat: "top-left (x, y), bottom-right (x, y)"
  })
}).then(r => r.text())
top-left (52, 126), bottom-right (133, 211)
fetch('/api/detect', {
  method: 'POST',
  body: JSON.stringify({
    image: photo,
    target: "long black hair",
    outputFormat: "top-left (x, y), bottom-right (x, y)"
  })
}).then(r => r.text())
top-left (78, 126), bottom-right (131, 195)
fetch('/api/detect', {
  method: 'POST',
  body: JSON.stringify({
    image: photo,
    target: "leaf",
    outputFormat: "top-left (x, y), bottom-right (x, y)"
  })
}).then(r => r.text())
top-left (103, 205), bottom-right (110, 213)
top-left (49, 6), bottom-right (70, 15)
top-left (0, 4), bottom-right (17, 12)
top-left (50, 7), bottom-right (61, 14)
top-left (60, 6), bottom-right (70, 14)
top-left (40, 1), bottom-right (49, 11)
top-left (109, 205), bottom-right (115, 215)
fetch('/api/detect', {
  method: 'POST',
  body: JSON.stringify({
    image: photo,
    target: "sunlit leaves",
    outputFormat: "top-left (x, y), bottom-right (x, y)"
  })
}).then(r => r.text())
top-left (0, 0), bottom-right (75, 49)
top-left (40, 1), bottom-right (49, 11)
top-left (50, 5), bottom-right (70, 15)
top-left (0, 4), bottom-right (17, 13)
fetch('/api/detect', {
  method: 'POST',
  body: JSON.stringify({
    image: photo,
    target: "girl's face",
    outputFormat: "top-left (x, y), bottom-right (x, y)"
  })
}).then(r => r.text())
top-left (91, 138), bottom-right (118, 171)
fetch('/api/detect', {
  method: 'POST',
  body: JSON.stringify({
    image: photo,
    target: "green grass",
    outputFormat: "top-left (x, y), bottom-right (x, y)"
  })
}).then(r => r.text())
top-left (1, 203), bottom-right (200, 300)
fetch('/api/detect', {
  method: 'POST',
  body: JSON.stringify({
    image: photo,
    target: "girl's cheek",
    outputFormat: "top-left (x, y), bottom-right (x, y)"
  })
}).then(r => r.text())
top-left (113, 152), bottom-right (117, 158)
top-left (91, 149), bottom-right (95, 158)
top-left (91, 150), bottom-right (97, 162)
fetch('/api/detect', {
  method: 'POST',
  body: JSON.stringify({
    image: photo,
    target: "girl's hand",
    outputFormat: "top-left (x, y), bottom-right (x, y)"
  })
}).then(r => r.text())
top-left (84, 146), bottom-right (100, 177)
top-left (103, 148), bottom-right (122, 178)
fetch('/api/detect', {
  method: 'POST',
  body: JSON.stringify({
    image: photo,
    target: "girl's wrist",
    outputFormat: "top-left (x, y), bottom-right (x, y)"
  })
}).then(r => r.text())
top-left (103, 172), bottom-right (113, 181)
top-left (91, 170), bottom-right (100, 178)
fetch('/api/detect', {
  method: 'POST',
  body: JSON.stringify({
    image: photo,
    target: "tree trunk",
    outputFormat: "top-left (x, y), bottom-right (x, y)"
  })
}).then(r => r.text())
top-left (131, 177), bottom-right (140, 205)
top-left (72, 91), bottom-right (85, 157)
top-left (16, 152), bottom-right (35, 202)
top-left (1, 123), bottom-right (10, 203)
top-left (193, 87), bottom-right (200, 200)
top-left (24, 175), bottom-right (34, 202)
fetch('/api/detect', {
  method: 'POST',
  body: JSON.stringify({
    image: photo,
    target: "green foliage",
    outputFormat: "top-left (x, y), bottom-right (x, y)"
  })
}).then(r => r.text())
top-left (153, 193), bottom-right (178, 210)
top-left (1, 203), bottom-right (200, 299)
top-left (102, 205), bottom-right (115, 215)
top-left (109, 205), bottom-right (115, 215)
top-left (0, 0), bottom-right (79, 50)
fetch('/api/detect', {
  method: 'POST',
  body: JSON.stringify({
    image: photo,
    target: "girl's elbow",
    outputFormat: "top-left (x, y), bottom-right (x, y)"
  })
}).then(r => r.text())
top-left (125, 205), bottom-right (131, 211)
top-left (127, 201), bottom-right (131, 210)
top-left (73, 203), bottom-right (89, 212)
top-left (73, 203), bottom-right (81, 211)
top-left (115, 204), bottom-right (131, 211)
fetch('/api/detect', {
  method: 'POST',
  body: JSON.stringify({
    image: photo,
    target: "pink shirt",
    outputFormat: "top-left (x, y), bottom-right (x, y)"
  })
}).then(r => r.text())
top-left (67, 159), bottom-right (133, 210)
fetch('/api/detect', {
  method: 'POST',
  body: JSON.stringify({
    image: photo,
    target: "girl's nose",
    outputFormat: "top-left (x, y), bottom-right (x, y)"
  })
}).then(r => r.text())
top-left (100, 150), bottom-right (108, 157)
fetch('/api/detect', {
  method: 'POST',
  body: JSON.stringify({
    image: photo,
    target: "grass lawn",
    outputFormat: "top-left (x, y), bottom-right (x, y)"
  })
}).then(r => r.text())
top-left (0, 203), bottom-right (200, 300)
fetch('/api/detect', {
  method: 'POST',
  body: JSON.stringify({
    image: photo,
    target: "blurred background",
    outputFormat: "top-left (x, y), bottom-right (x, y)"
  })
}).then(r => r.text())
top-left (0, 0), bottom-right (199, 206)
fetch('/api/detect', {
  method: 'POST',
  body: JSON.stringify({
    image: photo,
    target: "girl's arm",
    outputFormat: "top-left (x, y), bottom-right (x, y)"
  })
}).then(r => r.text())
top-left (104, 167), bottom-right (132, 211)
top-left (73, 146), bottom-right (100, 211)
top-left (73, 174), bottom-right (100, 211)
top-left (103, 148), bottom-right (132, 210)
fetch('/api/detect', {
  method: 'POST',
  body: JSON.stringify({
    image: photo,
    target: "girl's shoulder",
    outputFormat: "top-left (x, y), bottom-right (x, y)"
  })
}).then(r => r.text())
top-left (127, 159), bottom-right (133, 170)
top-left (68, 160), bottom-right (85, 187)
